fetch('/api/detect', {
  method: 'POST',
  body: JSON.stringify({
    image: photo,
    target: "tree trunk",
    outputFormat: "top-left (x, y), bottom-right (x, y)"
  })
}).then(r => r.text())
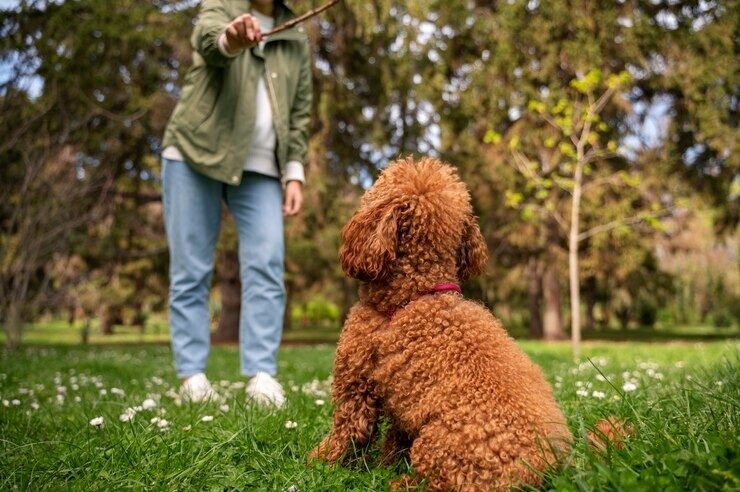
top-left (67, 303), bottom-right (76, 325)
top-left (213, 248), bottom-right (240, 343)
top-left (527, 257), bottom-right (543, 339)
top-left (601, 304), bottom-right (612, 329)
top-left (283, 280), bottom-right (293, 332)
top-left (99, 305), bottom-right (114, 335)
top-left (542, 257), bottom-right (566, 341)
top-left (4, 304), bottom-right (23, 350)
top-left (584, 277), bottom-right (596, 331)
top-left (569, 149), bottom-right (585, 359)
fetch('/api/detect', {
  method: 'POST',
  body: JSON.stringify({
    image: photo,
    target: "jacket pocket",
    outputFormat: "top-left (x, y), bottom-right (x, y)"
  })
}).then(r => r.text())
top-left (181, 64), bottom-right (224, 131)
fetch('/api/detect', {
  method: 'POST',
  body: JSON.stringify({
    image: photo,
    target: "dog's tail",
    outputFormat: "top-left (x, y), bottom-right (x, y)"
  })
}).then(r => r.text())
top-left (587, 417), bottom-right (635, 452)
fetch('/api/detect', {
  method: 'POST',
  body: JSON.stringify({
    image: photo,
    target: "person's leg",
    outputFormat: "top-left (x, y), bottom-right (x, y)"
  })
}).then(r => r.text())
top-left (225, 171), bottom-right (285, 377)
top-left (162, 158), bottom-right (222, 379)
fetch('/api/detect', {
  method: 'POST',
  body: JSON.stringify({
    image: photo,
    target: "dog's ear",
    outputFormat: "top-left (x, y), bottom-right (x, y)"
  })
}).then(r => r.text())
top-left (457, 217), bottom-right (488, 281)
top-left (340, 202), bottom-right (402, 282)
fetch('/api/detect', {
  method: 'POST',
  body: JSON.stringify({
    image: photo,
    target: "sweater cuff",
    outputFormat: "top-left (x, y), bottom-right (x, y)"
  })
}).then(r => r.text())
top-left (283, 160), bottom-right (305, 184)
top-left (218, 33), bottom-right (240, 58)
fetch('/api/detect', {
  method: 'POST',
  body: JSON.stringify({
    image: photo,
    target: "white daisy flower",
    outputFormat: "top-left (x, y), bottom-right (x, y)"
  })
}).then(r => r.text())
top-left (99, 389), bottom-right (107, 396)
top-left (201, 415), bottom-right (214, 422)
top-left (314, 399), bottom-right (325, 406)
top-left (622, 382), bottom-right (637, 392)
top-left (111, 388), bottom-right (125, 397)
top-left (576, 389), bottom-right (589, 397)
top-left (89, 416), bottom-right (105, 428)
top-left (592, 390), bottom-right (606, 399)
top-left (12, 399), bottom-right (21, 406)
top-left (156, 419), bottom-right (169, 429)
top-left (150, 416), bottom-right (161, 424)
top-left (2, 400), bottom-right (9, 407)
top-left (119, 408), bottom-right (136, 422)
top-left (141, 398), bottom-right (157, 410)
top-left (219, 404), bottom-right (230, 412)
top-left (74, 396), bottom-right (82, 403)
top-left (284, 420), bottom-right (298, 429)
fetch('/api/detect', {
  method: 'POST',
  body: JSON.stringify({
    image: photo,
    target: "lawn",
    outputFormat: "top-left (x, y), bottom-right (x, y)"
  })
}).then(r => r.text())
top-left (0, 341), bottom-right (737, 491)
top-left (5, 320), bottom-right (738, 347)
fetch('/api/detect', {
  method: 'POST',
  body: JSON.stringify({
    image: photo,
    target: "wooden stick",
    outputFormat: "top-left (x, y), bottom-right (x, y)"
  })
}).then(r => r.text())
top-left (264, 0), bottom-right (341, 36)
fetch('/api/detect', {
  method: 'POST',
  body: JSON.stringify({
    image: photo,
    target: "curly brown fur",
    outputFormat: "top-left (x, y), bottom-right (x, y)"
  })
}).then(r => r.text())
top-left (311, 157), bottom-right (574, 491)
top-left (588, 417), bottom-right (635, 452)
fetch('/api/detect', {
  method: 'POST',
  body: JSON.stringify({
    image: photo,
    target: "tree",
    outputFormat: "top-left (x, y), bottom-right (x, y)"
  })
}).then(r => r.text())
top-left (1, 0), bottom-right (191, 346)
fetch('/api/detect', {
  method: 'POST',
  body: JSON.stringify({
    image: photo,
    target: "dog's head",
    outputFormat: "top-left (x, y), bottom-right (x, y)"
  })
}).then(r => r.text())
top-left (340, 156), bottom-right (488, 283)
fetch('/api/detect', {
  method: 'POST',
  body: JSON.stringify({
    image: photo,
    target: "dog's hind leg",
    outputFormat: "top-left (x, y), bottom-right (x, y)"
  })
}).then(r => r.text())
top-left (309, 304), bottom-right (385, 464)
top-left (408, 421), bottom-right (539, 492)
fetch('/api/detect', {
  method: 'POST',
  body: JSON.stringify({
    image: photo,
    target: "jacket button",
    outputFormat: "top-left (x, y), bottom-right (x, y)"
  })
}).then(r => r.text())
top-left (271, 72), bottom-right (277, 78)
top-left (231, 175), bottom-right (239, 183)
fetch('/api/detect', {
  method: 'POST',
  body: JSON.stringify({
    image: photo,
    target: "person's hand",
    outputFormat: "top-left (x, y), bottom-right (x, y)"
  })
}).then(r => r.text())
top-left (222, 14), bottom-right (263, 54)
top-left (283, 180), bottom-right (303, 217)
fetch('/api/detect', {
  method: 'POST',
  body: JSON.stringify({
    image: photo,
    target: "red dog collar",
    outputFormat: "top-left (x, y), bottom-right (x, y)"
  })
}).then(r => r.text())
top-left (387, 282), bottom-right (462, 320)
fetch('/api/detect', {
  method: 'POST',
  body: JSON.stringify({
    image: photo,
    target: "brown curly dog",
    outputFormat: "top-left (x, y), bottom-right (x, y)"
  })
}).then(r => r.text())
top-left (309, 156), bottom-right (574, 491)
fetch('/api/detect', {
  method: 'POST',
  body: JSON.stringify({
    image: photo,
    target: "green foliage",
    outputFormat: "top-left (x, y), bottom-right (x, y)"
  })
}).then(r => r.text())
top-left (1, 0), bottom-right (737, 343)
top-left (292, 297), bottom-right (340, 328)
top-left (569, 68), bottom-right (602, 94)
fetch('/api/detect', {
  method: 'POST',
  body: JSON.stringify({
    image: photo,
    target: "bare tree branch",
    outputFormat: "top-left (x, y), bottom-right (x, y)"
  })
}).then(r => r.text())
top-left (578, 206), bottom-right (676, 242)
top-left (264, 0), bottom-right (341, 36)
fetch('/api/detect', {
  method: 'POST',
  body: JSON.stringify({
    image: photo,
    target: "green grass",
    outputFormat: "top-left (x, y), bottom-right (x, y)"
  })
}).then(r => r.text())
top-left (1, 321), bottom-right (342, 346)
top-left (5, 320), bottom-right (738, 347)
top-left (1, 341), bottom-right (737, 490)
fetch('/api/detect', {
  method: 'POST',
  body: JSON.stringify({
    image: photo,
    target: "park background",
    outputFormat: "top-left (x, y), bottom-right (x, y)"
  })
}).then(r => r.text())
top-left (0, 1), bottom-right (738, 490)
top-left (1, 0), bottom-right (737, 348)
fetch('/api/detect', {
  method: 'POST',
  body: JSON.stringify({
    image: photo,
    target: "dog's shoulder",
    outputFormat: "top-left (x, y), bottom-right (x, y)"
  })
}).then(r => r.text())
top-left (395, 293), bottom-right (500, 329)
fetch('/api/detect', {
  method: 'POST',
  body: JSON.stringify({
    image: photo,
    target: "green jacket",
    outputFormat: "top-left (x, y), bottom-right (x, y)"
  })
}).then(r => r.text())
top-left (163, 0), bottom-right (312, 185)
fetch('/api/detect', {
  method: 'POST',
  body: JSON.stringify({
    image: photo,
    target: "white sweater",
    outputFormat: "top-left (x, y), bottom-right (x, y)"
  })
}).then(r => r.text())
top-left (163, 10), bottom-right (305, 184)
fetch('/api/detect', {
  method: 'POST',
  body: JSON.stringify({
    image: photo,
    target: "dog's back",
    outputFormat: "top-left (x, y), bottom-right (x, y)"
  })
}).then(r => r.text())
top-left (371, 292), bottom-right (572, 490)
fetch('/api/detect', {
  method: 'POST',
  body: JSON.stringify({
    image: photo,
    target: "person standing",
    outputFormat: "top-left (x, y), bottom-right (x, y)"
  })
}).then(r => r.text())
top-left (161, 0), bottom-right (312, 407)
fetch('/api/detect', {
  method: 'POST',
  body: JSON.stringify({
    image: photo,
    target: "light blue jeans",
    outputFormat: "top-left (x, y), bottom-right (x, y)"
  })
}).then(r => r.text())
top-left (162, 158), bottom-right (285, 378)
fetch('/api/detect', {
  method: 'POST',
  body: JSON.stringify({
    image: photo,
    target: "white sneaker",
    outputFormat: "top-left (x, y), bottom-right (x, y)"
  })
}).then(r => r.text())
top-left (246, 372), bottom-right (285, 408)
top-left (180, 373), bottom-right (218, 402)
